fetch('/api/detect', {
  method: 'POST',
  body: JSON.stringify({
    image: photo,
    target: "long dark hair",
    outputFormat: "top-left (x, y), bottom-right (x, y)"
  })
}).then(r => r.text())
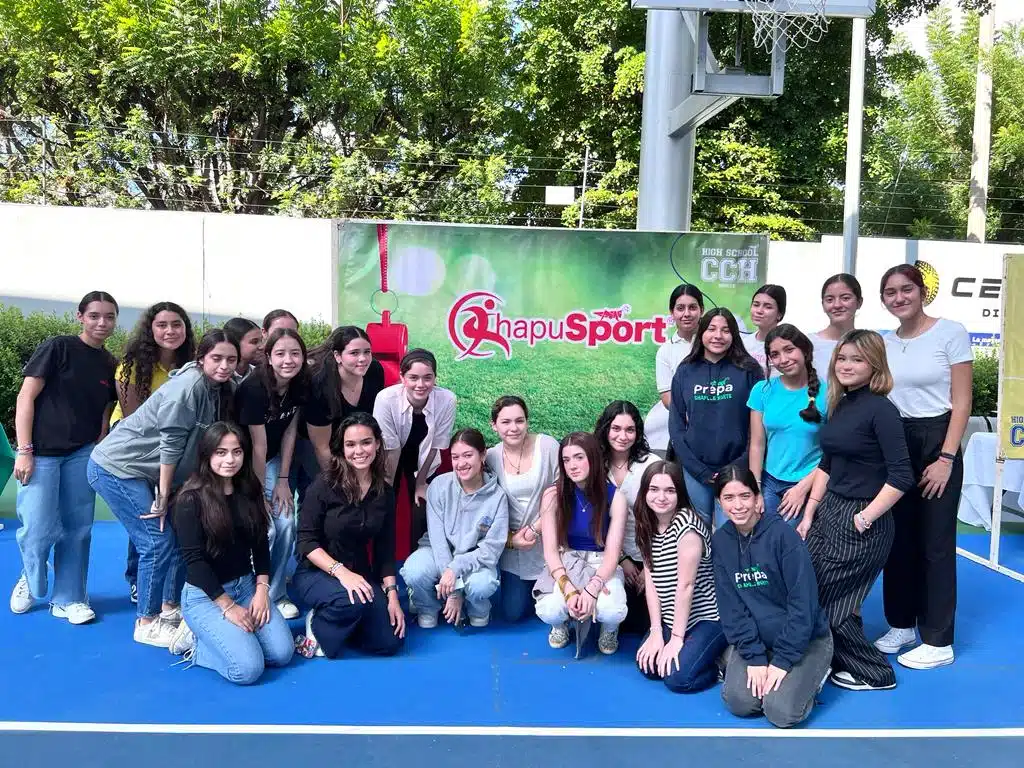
top-left (175, 422), bottom-right (267, 558)
top-left (751, 284), bottom-right (787, 320)
top-left (555, 432), bottom-right (609, 548)
top-left (594, 400), bottom-right (650, 468)
top-left (684, 308), bottom-right (760, 371)
top-left (308, 325), bottom-right (371, 420)
top-left (196, 329), bottom-right (240, 421)
top-left (763, 324), bottom-right (822, 423)
top-left (325, 412), bottom-right (388, 502)
top-left (119, 302), bottom-right (196, 403)
top-left (257, 328), bottom-right (309, 418)
top-left (634, 461), bottom-right (694, 570)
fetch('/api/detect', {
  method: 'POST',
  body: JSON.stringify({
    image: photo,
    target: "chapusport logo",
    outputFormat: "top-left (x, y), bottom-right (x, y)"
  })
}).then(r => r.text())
top-left (447, 291), bottom-right (673, 361)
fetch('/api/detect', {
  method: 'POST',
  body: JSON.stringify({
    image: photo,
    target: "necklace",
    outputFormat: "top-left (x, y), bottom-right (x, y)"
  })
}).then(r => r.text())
top-left (506, 437), bottom-right (528, 475)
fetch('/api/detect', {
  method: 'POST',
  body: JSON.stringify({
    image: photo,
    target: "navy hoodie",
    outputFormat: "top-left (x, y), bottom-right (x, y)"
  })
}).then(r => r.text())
top-left (668, 357), bottom-right (763, 483)
top-left (712, 513), bottom-right (829, 671)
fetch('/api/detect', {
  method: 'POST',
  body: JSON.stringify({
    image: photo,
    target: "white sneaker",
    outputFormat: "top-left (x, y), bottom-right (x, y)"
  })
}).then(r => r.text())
top-left (159, 606), bottom-right (182, 626)
top-left (417, 612), bottom-right (439, 629)
top-left (468, 613), bottom-right (490, 628)
top-left (548, 623), bottom-right (570, 649)
top-left (51, 602), bottom-right (96, 625)
top-left (597, 625), bottom-right (620, 655)
top-left (134, 618), bottom-right (178, 648)
top-left (10, 575), bottom-right (34, 614)
top-left (406, 587), bottom-right (419, 615)
top-left (169, 620), bottom-right (196, 656)
top-left (874, 626), bottom-right (917, 654)
top-left (276, 599), bottom-right (300, 620)
top-left (898, 643), bottom-right (955, 670)
top-left (304, 610), bottom-right (324, 657)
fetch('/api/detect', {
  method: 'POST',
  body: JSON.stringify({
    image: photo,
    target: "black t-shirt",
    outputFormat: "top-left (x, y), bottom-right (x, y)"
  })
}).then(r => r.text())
top-left (173, 490), bottom-right (272, 601)
top-left (235, 375), bottom-right (299, 461)
top-left (23, 335), bottom-right (117, 457)
top-left (303, 358), bottom-right (386, 438)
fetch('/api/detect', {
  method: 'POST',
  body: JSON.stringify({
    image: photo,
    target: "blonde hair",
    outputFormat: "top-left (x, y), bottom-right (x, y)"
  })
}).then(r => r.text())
top-left (826, 329), bottom-right (894, 417)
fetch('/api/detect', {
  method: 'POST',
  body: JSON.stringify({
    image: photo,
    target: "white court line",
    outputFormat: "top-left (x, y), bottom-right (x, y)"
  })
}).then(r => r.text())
top-left (0, 722), bottom-right (1023, 738)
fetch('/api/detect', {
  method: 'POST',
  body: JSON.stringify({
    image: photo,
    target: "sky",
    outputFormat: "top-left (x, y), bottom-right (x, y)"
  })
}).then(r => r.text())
top-left (898, 0), bottom-right (1024, 57)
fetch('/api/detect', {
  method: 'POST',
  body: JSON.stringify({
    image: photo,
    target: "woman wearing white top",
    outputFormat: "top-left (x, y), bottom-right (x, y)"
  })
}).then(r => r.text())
top-left (373, 349), bottom-right (457, 554)
top-left (874, 264), bottom-right (973, 672)
top-left (656, 284), bottom-right (705, 406)
top-left (485, 396), bottom-right (560, 622)
top-left (741, 284), bottom-right (786, 376)
top-left (809, 274), bottom-right (863, 382)
top-left (594, 400), bottom-right (659, 633)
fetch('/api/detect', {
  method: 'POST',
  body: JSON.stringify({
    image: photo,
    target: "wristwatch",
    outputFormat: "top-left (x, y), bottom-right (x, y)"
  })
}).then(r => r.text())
top-left (383, 584), bottom-right (398, 596)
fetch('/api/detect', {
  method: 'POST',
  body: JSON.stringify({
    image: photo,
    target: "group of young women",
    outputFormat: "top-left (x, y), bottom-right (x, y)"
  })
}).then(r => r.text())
top-left (8, 261), bottom-right (972, 728)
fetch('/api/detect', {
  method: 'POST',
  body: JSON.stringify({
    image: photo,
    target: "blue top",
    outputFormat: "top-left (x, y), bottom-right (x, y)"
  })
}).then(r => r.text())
top-left (747, 378), bottom-right (829, 483)
top-left (712, 513), bottom-right (829, 672)
top-left (668, 358), bottom-right (764, 484)
top-left (567, 482), bottom-right (616, 552)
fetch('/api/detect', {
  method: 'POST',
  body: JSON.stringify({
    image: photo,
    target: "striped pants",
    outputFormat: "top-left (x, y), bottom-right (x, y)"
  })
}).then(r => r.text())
top-left (806, 492), bottom-right (896, 688)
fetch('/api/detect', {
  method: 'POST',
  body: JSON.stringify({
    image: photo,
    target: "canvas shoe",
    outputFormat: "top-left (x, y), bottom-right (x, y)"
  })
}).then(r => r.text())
top-left (829, 670), bottom-right (896, 691)
top-left (134, 618), bottom-right (177, 648)
top-left (874, 626), bottom-right (917, 654)
top-left (51, 602), bottom-right (96, 625)
top-left (597, 625), bottom-right (620, 655)
top-left (468, 613), bottom-right (490, 628)
top-left (169, 620), bottom-right (196, 656)
top-left (10, 575), bottom-right (34, 614)
top-left (160, 606), bottom-right (182, 626)
top-left (276, 598), bottom-right (300, 620)
top-left (898, 643), bottom-right (954, 670)
top-left (548, 623), bottom-right (570, 649)
top-left (417, 612), bottom-right (439, 629)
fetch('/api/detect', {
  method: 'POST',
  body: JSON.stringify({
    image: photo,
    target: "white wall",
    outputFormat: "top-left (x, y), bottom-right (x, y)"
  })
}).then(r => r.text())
top-left (0, 203), bottom-right (335, 326)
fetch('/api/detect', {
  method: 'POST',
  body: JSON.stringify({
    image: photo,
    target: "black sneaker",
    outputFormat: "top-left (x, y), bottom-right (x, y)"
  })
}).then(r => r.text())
top-left (129, 583), bottom-right (138, 604)
top-left (829, 670), bottom-right (896, 691)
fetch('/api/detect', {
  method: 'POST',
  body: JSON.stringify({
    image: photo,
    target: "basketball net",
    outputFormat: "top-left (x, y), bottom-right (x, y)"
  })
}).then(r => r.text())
top-left (741, 0), bottom-right (829, 51)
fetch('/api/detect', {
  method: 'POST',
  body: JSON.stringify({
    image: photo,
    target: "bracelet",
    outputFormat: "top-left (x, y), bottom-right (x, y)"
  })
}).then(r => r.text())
top-left (255, 582), bottom-right (269, 591)
top-left (586, 575), bottom-right (605, 593)
top-left (671, 631), bottom-right (685, 640)
top-left (808, 496), bottom-right (822, 504)
top-left (16, 443), bottom-right (34, 455)
top-left (584, 587), bottom-right (598, 599)
top-left (507, 533), bottom-right (516, 549)
top-left (222, 602), bottom-right (236, 617)
top-left (939, 452), bottom-right (956, 462)
top-left (383, 584), bottom-right (398, 596)
top-left (328, 562), bottom-right (343, 577)
top-left (556, 575), bottom-right (571, 596)
top-left (564, 588), bottom-right (579, 601)
top-left (856, 512), bottom-right (872, 529)
top-left (550, 567), bottom-right (567, 579)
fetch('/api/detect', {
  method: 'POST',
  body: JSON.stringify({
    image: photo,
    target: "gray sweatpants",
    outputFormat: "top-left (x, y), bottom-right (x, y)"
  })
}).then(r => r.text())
top-left (721, 632), bottom-right (834, 729)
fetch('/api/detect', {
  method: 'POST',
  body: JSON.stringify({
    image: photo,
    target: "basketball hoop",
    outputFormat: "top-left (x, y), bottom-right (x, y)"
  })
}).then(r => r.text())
top-left (742, 0), bottom-right (829, 51)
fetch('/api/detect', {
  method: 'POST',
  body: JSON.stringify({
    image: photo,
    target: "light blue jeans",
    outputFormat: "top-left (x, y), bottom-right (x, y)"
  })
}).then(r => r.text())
top-left (15, 443), bottom-right (96, 605)
top-left (400, 547), bottom-right (500, 621)
top-left (264, 456), bottom-right (297, 604)
top-left (86, 458), bottom-right (184, 618)
top-left (682, 467), bottom-right (725, 529)
top-left (181, 575), bottom-right (295, 685)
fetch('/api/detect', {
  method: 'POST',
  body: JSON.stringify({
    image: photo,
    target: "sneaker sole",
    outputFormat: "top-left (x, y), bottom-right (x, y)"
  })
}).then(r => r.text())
top-left (51, 606), bottom-right (96, 625)
top-left (829, 675), bottom-right (896, 692)
top-left (874, 639), bottom-right (917, 654)
top-left (10, 602), bottom-right (33, 615)
top-left (548, 635), bottom-right (570, 649)
top-left (897, 655), bottom-right (955, 671)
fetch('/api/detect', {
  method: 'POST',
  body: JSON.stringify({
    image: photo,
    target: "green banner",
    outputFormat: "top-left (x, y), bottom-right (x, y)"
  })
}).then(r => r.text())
top-left (337, 221), bottom-right (769, 437)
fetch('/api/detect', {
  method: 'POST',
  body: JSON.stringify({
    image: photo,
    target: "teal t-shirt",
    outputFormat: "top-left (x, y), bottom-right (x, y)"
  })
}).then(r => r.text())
top-left (747, 378), bottom-right (829, 483)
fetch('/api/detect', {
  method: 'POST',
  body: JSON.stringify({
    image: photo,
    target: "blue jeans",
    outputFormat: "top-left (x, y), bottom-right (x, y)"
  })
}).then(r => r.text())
top-left (86, 458), bottom-right (184, 618)
top-left (761, 472), bottom-right (801, 528)
top-left (264, 456), bottom-right (297, 603)
top-left (15, 443), bottom-right (96, 605)
top-left (292, 566), bottom-right (404, 658)
top-left (638, 620), bottom-right (728, 693)
top-left (400, 547), bottom-right (500, 621)
top-left (499, 570), bottom-right (535, 623)
top-left (682, 467), bottom-right (724, 529)
top-left (181, 575), bottom-right (294, 685)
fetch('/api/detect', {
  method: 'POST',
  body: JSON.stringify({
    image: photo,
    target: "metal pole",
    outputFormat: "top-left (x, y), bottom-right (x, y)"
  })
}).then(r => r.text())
top-left (637, 10), bottom-right (695, 232)
top-left (841, 17), bottom-right (867, 274)
top-left (578, 146), bottom-right (590, 229)
top-left (967, 9), bottom-right (995, 243)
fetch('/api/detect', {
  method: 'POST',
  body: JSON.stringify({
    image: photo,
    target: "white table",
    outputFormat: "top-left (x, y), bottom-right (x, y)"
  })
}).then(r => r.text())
top-left (957, 432), bottom-right (1024, 531)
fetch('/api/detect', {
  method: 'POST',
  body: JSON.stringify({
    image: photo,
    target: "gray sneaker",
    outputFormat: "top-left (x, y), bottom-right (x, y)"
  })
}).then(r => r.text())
top-left (597, 625), bottom-right (620, 655)
top-left (548, 623), bottom-right (570, 649)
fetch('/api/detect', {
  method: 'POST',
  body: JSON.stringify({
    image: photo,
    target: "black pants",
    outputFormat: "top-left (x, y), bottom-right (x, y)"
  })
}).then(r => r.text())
top-left (125, 540), bottom-right (139, 586)
top-left (395, 447), bottom-right (427, 552)
top-left (806, 492), bottom-right (895, 688)
top-left (883, 413), bottom-right (962, 647)
top-left (620, 559), bottom-right (651, 635)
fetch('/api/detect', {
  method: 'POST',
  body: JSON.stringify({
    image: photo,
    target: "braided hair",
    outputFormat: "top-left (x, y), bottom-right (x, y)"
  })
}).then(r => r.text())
top-left (764, 324), bottom-right (822, 424)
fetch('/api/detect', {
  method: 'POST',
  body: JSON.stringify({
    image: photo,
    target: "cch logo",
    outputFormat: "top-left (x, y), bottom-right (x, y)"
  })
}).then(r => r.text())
top-left (1011, 417), bottom-right (1024, 448)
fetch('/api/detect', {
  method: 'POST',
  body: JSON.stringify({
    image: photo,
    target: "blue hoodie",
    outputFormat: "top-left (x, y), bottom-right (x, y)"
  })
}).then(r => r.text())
top-left (712, 513), bottom-right (829, 672)
top-left (668, 357), bottom-right (763, 483)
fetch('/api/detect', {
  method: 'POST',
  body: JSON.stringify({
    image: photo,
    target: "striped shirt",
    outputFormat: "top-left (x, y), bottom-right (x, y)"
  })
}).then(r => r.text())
top-left (650, 510), bottom-right (719, 629)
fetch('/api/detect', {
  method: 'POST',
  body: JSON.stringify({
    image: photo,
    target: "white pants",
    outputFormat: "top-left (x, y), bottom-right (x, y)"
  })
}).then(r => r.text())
top-left (534, 551), bottom-right (628, 628)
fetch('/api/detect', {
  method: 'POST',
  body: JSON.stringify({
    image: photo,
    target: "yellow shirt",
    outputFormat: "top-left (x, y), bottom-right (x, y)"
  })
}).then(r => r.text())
top-left (109, 362), bottom-right (172, 426)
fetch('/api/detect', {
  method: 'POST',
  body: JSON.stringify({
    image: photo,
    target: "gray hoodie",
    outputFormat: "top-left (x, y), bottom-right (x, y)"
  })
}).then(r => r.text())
top-left (90, 362), bottom-right (233, 487)
top-left (422, 469), bottom-right (510, 580)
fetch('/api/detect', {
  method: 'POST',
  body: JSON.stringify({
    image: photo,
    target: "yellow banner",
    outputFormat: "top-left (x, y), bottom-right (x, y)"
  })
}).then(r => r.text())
top-left (1000, 254), bottom-right (1024, 459)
